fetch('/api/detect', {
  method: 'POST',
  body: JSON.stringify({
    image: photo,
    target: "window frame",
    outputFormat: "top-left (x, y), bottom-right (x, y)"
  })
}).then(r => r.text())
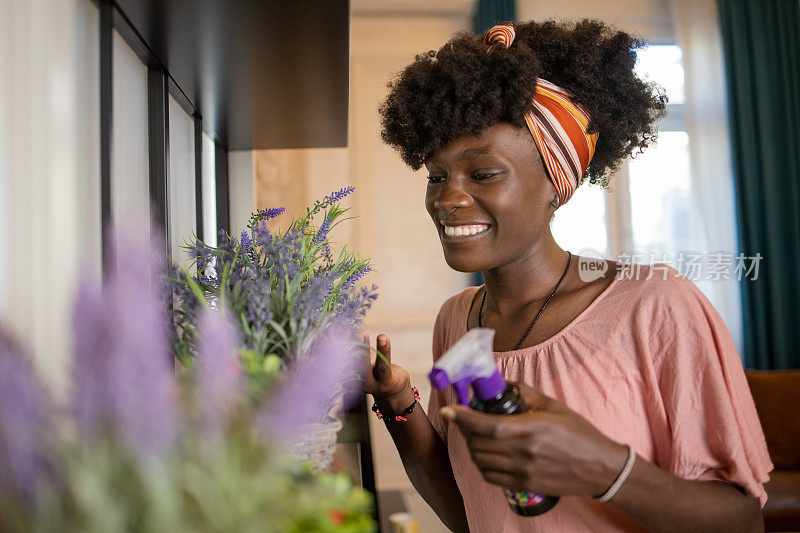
top-left (98, 0), bottom-right (229, 269)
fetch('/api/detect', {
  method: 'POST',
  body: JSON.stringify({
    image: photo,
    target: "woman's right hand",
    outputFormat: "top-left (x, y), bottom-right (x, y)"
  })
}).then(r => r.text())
top-left (362, 333), bottom-right (413, 411)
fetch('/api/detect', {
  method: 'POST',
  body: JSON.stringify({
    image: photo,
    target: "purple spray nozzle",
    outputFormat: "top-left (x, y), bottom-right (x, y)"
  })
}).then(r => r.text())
top-left (428, 328), bottom-right (505, 407)
top-left (429, 368), bottom-right (472, 405)
top-left (429, 367), bottom-right (450, 390)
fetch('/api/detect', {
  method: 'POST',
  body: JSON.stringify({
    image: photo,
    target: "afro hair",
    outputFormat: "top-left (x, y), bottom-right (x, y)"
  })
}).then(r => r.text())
top-left (379, 19), bottom-right (667, 187)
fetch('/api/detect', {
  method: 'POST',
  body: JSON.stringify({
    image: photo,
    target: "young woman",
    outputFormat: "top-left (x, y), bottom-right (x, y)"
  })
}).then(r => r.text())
top-left (363, 20), bottom-right (772, 532)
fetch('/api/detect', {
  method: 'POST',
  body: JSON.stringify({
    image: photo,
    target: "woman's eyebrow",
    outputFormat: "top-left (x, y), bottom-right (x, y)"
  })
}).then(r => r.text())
top-left (456, 147), bottom-right (496, 160)
top-left (426, 147), bottom-right (498, 167)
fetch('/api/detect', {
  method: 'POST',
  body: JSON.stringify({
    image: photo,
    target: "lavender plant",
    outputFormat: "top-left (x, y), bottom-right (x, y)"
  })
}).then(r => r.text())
top-left (0, 224), bottom-right (376, 532)
top-left (167, 187), bottom-right (378, 402)
top-left (0, 327), bottom-right (52, 511)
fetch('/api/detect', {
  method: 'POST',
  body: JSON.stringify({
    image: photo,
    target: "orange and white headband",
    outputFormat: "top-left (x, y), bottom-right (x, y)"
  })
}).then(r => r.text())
top-left (484, 23), bottom-right (598, 206)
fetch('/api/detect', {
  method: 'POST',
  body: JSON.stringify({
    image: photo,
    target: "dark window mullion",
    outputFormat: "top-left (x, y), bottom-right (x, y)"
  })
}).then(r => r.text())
top-left (215, 143), bottom-right (229, 238)
top-left (148, 67), bottom-right (170, 259)
top-left (194, 114), bottom-right (204, 243)
top-left (100, 0), bottom-right (113, 276)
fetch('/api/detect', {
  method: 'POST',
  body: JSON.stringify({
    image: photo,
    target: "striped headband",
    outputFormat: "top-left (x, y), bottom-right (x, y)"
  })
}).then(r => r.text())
top-left (483, 23), bottom-right (598, 206)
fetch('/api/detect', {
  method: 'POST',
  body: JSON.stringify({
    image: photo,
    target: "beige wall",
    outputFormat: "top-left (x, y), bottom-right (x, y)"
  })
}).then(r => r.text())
top-left (228, 150), bottom-right (256, 235)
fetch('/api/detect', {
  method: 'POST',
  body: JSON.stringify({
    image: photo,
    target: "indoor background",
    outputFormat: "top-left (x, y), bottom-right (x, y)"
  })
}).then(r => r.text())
top-left (1, 0), bottom-right (798, 531)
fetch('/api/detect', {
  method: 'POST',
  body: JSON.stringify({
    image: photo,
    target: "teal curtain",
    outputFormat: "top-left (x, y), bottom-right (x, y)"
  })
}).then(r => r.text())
top-left (718, 0), bottom-right (800, 369)
top-left (474, 0), bottom-right (515, 35)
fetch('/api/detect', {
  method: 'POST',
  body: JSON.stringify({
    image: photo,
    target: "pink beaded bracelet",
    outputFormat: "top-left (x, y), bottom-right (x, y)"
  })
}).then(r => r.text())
top-left (371, 386), bottom-right (421, 422)
top-left (595, 445), bottom-right (637, 503)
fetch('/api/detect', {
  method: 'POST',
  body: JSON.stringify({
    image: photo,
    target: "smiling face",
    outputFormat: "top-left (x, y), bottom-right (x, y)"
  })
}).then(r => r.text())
top-left (424, 122), bottom-right (557, 273)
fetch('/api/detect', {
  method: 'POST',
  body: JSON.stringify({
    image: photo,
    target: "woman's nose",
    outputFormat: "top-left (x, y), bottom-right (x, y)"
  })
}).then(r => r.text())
top-left (433, 177), bottom-right (473, 212)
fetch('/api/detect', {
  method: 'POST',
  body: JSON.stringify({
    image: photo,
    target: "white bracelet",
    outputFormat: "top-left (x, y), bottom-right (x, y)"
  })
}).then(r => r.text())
top-left (595, 445), bottom-right (637, 503)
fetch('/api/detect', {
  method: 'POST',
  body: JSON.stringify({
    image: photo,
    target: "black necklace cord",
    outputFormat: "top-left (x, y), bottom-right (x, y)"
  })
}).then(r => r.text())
top-left (478, 251), bottom-right (572, 350)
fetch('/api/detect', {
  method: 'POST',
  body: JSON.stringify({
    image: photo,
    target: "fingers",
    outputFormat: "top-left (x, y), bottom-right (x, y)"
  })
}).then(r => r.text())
top-left (516, 383), bottom-right (569, 415)
top-left (470, 450), bottom-right (518, 473)
top-left (440, 406), bottom-right (529, 439)
top-left (372, 334), bottom-right (392, 381)
top-left (470, 449), bottom-right (534, 490)
top-left (465, 434), bottom-right (532, 455)
top-left (482, 470), bottom-right (520, 489)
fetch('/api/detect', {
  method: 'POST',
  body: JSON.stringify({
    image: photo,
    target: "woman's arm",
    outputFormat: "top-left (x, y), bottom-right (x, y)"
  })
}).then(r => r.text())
top-left (376, 388), bottom-right (469, 533)
top-left (610, 449), bottom-right (763, 532)
top-left (365, 335), bottom-right (469, 533)
top-left (441, 385), bottom-right (763, 533)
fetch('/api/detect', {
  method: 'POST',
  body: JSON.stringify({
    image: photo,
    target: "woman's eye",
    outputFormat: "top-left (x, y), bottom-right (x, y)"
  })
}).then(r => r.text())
top-left (472, 172), bottom-right (499, 180)
top-left (427, 174), bottom-right (446, 183)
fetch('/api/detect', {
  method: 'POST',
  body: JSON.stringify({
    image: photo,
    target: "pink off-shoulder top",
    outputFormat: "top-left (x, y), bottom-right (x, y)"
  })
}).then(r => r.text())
top-left (427, 264), bottom-right (772, 532)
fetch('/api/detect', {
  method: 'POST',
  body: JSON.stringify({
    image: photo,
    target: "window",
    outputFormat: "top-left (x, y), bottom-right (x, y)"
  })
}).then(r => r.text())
top-left (552, 44), bottom-right (691, 264)
top-left (111, 30), bottom-right (149, 238)
top-left (202, 132), bottom-right (217, 247)
top-left (628, 45), bottom-right (690, 259)
top-left (168, 95), bottom-right (197, 266)
top-left (550, 184), bottom-right (608, 257)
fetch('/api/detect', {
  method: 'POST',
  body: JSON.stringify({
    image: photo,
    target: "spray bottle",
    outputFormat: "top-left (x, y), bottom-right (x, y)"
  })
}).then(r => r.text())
top-left (428, 328), bottom-right (559, 517)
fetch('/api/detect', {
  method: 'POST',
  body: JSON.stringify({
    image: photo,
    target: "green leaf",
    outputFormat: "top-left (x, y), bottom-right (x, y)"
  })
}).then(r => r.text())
top-left (181, 267), bottom-right (211, 309)
top-left (266, 319), bottom-right (291, 347)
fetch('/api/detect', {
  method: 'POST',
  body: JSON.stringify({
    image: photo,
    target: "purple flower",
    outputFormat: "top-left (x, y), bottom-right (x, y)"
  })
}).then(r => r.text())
top-left (311, 215), bottom-right (331, 247)
top-left (188, 238), bottom-right (215, 265)
top-left (0, 326), bottom-right (51, 503)
top-left (322, 243), bottom-right (333, 264)
top-left (240, 230), bottom-right (252, 252)
top-left (192, 273), bottom-right (218, 287)
top-left (263, 227), bottom-right (304, 293)
top-left (216, 230), bottom-right (239, 267)
top-left (338, 284), bottom-right (379, 321)
top-left (253, 221), bottom-right (272, 248)
top-left (73, 226), bottom-right (178, 460)
top-left (243, 278), bottom-right (273, 333)
top-left (72, 276), bottom-right (115, 436)
top-left (341, 266), bottom-right (371, 293)
top-left (292, 270), bottom-right (337, 329)
top-left (166, 265), bottom-right (201, 356)
top-left (258, 321), bottom-right (363, 441)
top-left (322, 186), bottom-right (355, 207)
top-left (110, 231), bottom-right (178, 459)
top-left (256, 206), bottom-right (286, 221)
top-left (195, 307), bottom-right (241, 439)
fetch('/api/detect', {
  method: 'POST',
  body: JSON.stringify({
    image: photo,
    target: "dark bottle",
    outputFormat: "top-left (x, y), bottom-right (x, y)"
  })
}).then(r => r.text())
top-left (429, 328), bottom-right (559, 517)
top-left (470, 383), bottom-right (560, 516)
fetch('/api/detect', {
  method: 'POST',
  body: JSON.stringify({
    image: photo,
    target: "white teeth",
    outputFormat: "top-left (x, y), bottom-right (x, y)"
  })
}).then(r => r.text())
top-left (442, 224), bottom-right (489, 237)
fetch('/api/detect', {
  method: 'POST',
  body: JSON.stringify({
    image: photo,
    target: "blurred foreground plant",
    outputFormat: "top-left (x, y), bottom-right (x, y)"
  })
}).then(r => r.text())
top-left (0, 221), bottom-right (375, 532)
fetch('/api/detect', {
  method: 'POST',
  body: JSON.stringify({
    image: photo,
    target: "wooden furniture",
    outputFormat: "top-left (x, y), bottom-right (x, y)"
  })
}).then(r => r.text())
top-left (745, 369), bottom-right (800, 532)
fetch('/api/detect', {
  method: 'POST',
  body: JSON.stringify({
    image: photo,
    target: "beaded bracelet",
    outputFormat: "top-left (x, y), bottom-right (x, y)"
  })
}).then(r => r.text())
top-left (371, 386), bottom-right (421, 422)
top-left (594, 445), bottom-right (637, 503)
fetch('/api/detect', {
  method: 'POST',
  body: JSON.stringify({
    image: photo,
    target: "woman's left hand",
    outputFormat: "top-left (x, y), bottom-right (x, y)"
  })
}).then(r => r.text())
top-left (440, 384), bottom-right (629, 497)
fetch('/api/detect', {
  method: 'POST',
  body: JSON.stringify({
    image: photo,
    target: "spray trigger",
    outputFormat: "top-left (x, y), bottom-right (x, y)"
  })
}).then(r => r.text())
top-left (453, 378), bottom-right (472, 406)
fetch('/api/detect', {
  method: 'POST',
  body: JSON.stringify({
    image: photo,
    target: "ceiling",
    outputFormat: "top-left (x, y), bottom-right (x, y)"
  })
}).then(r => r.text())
top-left (115, 0), bottom-right (350, 151)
